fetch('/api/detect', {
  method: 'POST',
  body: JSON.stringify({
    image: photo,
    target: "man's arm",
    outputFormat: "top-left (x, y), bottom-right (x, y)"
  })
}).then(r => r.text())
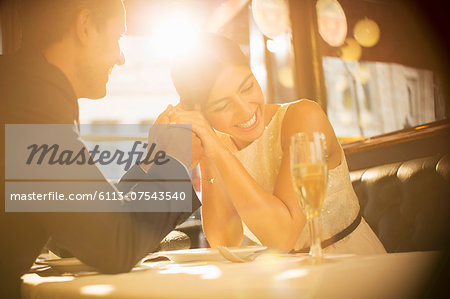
top-left (37, 157), bottom-right (200, 274)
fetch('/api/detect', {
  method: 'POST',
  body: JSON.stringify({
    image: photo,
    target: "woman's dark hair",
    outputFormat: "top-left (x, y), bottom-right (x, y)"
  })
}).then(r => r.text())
top-left (170, 33), bottom-right (249, 110)
top-left (19, 0), bottom-right (123, 50)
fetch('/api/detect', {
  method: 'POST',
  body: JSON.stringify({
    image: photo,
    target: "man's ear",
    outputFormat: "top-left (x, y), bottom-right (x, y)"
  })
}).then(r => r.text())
top-left (74, 8), bottom-right (96, 45)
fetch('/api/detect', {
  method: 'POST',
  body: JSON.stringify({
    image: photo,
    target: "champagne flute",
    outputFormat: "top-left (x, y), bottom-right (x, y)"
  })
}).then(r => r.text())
top-left (290, 132), bottom-right (328, 263)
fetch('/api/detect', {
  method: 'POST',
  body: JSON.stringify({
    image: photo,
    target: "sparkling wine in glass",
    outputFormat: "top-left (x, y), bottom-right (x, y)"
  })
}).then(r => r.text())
top-left (290, 132), bottom-right (328, 262)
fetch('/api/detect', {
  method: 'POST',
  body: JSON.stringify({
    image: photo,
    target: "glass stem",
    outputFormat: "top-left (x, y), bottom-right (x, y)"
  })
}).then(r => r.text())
top-left (309, 215), bottom-right (323, 262)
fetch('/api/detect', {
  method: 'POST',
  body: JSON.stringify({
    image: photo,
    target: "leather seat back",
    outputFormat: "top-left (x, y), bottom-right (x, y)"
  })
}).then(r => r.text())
top-left (350, 153), bottom-right (450, 252)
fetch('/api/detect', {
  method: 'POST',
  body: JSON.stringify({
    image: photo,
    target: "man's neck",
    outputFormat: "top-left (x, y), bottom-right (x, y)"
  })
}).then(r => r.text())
top-left (43, 41), bottom-right (81, 99)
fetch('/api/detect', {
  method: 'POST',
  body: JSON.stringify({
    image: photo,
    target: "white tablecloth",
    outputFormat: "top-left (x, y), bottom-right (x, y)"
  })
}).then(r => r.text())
top-left (22, 251), bottom-right (439, 299)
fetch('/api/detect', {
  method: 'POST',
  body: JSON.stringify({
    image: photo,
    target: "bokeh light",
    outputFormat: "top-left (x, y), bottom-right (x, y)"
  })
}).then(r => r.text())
top-left (340, 38), bottom-right (362, 61)
top-left (278, 65), bottom-right (295, 88)
top-left (266, 34), bottom-right (289, 53)
top-left (316, 0), bottom-right (347, 47)
top-left (252, 0), bottom-right (290, 39)
top-left (353, 18), bottom-right (380, 48)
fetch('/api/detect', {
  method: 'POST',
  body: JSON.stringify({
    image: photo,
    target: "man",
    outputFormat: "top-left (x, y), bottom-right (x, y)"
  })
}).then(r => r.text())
top-left (0, 0), bottom-right (201, 297)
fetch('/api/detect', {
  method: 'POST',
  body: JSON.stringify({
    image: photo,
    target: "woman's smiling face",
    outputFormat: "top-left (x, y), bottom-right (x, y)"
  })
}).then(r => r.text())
top-left (203, 65), bottom-right (266, 149)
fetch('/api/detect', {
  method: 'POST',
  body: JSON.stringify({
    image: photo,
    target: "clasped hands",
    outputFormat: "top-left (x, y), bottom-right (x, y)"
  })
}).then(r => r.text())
top-left (145, 104), bottom-right (221, 170)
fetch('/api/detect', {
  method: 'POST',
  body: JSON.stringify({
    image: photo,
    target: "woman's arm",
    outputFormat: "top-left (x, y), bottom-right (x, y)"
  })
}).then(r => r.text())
top-left (270, 100), bottom-right (342, 244)
top-left (199, 157), bottom-right (244, 247)
top-left (205, 145), bottom-right (303, 251)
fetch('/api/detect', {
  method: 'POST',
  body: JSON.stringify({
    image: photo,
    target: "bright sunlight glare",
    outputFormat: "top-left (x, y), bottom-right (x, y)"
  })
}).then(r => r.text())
top-left (152, 12), bottom-right (202, 59)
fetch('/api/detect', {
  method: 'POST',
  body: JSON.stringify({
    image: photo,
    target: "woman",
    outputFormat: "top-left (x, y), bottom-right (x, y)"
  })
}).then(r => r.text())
top-left (161, 33), bottom-right (385, 254)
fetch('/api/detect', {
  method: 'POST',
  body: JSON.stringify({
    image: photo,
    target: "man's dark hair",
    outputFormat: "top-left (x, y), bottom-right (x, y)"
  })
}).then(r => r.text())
top-left (19, 0), bottom-right (122, 49)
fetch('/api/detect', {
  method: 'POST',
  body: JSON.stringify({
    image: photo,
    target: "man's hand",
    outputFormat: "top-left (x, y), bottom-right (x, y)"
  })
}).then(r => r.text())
top-left (153, 104), bottom-right (173, 125)
top-left (141, 104), bottom-right (203, 172)
top-left (167, 104), bottom-right (226, 160)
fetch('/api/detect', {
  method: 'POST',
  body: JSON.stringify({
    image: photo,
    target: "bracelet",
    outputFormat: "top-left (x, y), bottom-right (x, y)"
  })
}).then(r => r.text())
top-left (201, 177), bottom-right (215, 184)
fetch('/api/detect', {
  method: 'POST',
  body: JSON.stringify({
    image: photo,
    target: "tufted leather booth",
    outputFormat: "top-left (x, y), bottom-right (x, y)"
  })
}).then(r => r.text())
top-left (350, 153), bottom-right (450, 253)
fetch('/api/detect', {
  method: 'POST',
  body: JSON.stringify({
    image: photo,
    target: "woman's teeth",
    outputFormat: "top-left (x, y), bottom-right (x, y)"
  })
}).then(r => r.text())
top-left (236, 112), bottom-right (256, 129)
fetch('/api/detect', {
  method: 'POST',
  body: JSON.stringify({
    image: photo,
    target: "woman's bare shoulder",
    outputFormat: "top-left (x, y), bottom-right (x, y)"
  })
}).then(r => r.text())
top-left (283, 99), bottom-right (327, 132)
top-left (287, 99), bottom-right (322, 111)
top-left (281, 99), bottom-right (342, 168)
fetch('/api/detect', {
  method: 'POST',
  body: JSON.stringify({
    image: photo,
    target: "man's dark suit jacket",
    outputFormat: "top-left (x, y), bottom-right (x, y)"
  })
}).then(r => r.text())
top-left (0, 47), bottom-right (201, 298)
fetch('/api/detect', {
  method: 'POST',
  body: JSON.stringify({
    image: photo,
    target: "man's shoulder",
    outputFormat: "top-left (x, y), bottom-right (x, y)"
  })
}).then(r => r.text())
top-left (1, 52), bottom-right (78, 124)
top-left (0, 51), bottom-right (43, 90)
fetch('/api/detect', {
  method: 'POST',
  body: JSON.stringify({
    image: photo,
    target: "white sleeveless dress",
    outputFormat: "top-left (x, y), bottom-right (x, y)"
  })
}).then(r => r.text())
top-left (225, 103), bottom-right (386, 254)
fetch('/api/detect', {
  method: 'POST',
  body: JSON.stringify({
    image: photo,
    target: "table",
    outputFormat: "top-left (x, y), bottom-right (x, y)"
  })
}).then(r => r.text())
top-left (22, 251), bottom-right (439, 299)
